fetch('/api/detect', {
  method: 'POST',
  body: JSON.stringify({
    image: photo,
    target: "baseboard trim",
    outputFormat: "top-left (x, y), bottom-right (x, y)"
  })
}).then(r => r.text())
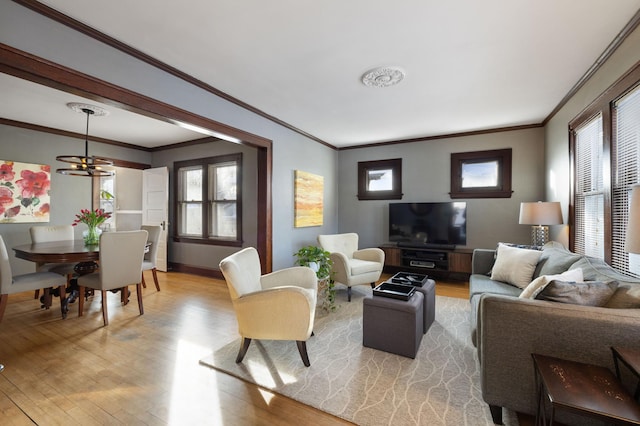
top-left (168, 262), bottom-right (224, 280)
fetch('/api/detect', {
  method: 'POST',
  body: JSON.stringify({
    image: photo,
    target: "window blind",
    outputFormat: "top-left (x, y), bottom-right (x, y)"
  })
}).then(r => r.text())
top-left (612, 84), bottom-right (640, 276)
top-left (574, 114), bottom-right (604, 259)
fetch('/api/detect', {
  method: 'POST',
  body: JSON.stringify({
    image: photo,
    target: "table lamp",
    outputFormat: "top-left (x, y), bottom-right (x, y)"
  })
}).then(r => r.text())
top-left (625, 185), bottom-right (640, 274)
top-left (519, 201), bottom-right (563, 246)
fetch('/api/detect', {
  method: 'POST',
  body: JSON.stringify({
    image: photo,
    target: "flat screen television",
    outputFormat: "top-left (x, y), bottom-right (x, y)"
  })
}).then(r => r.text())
top-left (389, 202), bottom-right (467, 248)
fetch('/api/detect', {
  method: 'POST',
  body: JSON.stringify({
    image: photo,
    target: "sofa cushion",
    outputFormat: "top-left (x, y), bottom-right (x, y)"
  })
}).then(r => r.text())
top-left (537, 280), bottom-right (619, 307)
top-left (569, 257), bottom-right (640, 308)
top-left (470, 274), bottom-right (523, 299)
top-left (490, 243), bottom-right (542, 288)
top-left (533, 242), bottom-right (583, 278)
top-left (519, 268), bottom-right (583, 299)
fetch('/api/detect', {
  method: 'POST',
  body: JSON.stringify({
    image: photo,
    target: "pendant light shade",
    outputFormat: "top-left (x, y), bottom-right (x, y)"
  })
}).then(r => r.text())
top-left (56, 103), bottom-right (114, 177)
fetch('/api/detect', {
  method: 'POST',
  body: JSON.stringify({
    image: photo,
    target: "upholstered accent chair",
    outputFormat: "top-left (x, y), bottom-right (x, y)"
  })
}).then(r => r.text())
top-left (0, 235), bottom-right (67, 322)
top-left (219, 247), bottom-right (317, 367)
top-left (29, 225), bottom-right (77, 303)
top-left (318, 233), bottom-right (385, 302)
top-left (141, 225), bottom-right (162, 291)
top-left (77, 230), bottom-right (148, 326)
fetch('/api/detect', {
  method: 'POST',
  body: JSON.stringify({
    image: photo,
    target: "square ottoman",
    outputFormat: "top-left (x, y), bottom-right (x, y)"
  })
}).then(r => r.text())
top-left (362, 291), bottom-right (424, 358)
top-left (414, 278), bottom-right (436, 334)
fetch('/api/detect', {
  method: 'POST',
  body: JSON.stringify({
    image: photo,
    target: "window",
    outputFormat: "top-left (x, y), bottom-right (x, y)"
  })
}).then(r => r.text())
top-left (569, 62), bottom-right (640, 276)
top-left (450, 149), bottom-right (513, 198)
top-left (174, 153), bottom-right (242, 245)
top-left (357, 158), bottom-right (402, 200)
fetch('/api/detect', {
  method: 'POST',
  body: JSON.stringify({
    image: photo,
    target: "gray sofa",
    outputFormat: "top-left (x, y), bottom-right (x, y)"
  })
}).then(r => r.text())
top-left (469, 242), bottom-right (640, 425)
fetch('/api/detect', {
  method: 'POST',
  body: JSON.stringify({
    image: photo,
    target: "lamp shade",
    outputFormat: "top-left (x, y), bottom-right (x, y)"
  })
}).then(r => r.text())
top-left (625, 185), bottom-right (640, 254)
top-left (519, 201), bottom-right (563, 225)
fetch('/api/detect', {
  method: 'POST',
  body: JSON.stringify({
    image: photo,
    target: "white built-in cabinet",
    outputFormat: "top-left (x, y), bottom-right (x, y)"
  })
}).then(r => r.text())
top-left (98, 166), bottom-right (143, 231)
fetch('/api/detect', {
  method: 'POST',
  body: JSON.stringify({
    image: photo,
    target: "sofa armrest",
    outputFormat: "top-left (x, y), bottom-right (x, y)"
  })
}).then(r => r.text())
top-left (477, 294), bottom-right (640, 418)
top-left (472, 249), bottom-right (495, 275)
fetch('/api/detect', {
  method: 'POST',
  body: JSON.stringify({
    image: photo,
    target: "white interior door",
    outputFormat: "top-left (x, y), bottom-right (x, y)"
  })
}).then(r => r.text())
top-left (142, 166), bottom-right (169, 272)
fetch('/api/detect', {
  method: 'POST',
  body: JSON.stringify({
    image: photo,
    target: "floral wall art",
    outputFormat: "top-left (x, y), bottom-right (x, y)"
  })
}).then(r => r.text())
top-left (0, 160), bottom-right (51, 223)
top-left (294, 170), bottom-right (323, 227)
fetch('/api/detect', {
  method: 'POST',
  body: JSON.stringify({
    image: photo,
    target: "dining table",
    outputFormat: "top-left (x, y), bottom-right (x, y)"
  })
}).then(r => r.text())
top-left (12, 239), bottom-right (148, 316)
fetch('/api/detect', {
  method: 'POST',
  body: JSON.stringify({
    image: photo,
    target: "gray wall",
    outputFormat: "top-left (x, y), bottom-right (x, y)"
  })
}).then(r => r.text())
top-left (338, 128), bottom-right (545, 250)
top-left (0, 125), bottom-right (151, 275)
top-left (545, 25), bottom-right (640, 247)
top-left (151, 140), bottom-right (259, 270)
top-left (1, 1), bottom-right (338, 271)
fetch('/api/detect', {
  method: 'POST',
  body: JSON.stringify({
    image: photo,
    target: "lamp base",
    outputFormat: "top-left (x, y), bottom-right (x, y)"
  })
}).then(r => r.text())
top-left (531, 225), bottom-right (549, 247)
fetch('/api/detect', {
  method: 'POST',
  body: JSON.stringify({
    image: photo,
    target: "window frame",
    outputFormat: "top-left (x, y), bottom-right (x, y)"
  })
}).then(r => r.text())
top-left (173, 153), bottom-right (242, 246)
top-left (450, 149), bottom-right (513, 199)
top-left (569, 61), bottom-right (640, 272)
top-left (357, 158), bottom-right (403, 200)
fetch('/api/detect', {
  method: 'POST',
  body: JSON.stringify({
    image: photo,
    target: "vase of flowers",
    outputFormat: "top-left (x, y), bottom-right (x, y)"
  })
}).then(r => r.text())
top-left (73, 208), bottom-right (111, 246)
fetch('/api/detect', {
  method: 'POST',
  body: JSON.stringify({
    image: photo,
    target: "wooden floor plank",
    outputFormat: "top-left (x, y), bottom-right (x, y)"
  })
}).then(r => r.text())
top-left (0, 270), bottom-right (529, 425)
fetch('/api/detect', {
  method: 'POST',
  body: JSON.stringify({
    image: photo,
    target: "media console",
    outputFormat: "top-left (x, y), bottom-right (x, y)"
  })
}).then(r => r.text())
top-left (379, 244), bottom-right (473, 281)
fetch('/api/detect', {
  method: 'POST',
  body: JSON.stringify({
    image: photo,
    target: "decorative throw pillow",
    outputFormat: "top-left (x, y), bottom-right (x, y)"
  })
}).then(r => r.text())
top-left (519, 268), bottom-right (584, 299)
top-left (490, 243), bottom-right (543, 288)
top-left (532, 242), bottom-right (583, 278)
top-left (537, 280), bottom-right (619, 307)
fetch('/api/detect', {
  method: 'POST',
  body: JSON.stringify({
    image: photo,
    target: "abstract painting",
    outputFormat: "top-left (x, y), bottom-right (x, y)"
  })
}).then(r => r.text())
top-left (0, 160), bottom-right (51, 223)
top-left (294, 170), bottom-right (323, 227)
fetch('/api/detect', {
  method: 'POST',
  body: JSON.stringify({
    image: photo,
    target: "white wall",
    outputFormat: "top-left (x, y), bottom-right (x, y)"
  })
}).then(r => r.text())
top-left (338, 127), bottom-right (545, 250)
top-left (545, 25), bottom-right (640, 247)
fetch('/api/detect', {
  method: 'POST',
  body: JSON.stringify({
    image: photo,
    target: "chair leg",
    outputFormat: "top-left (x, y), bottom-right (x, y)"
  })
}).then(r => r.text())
top-left (236, 337), bottom-right (252, 363)
top-left (0, 294), bottom-right (7, 322)
top-left (78, 286), bottom-right (85, 317)
top-left (34, 289), bottom-right (40, 299)
top-left (141, 273), bottom-right (147, 288)
top-left (58, 285), bottom-right (68, 319)
top-left (370, 282), bottom-right (376, 288)
top-left (101, 290), bottom-right (109, 326)
top-left (347, 286), bottom-right (352, 302)
top-left (136, 283), bottom-right (144, 316)
top-left (296, 341), bottom-right (311, 367)
top-left (151, 268), bottom-right (160, 291)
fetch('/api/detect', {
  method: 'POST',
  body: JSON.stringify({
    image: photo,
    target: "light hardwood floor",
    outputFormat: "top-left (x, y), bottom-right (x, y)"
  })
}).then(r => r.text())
top-left (0, 272), bottom-right (531, 425)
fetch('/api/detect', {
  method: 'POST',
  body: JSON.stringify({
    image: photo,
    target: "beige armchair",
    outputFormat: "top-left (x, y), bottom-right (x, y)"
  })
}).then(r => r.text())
top-left (219, 247), bottom-right (317, 367)
top-left (318, 233), bottom-right (385, 302)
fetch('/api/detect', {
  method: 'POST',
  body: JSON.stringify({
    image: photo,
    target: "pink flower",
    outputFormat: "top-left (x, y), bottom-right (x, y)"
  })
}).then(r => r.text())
top-left (0, 163), bottom-right (14, 182)
top-left (15, 170), bottom-right (50, 198)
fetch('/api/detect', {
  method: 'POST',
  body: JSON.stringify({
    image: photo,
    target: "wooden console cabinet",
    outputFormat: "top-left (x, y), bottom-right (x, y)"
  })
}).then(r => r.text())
top-left (380, 245), bottom-right (472, 281)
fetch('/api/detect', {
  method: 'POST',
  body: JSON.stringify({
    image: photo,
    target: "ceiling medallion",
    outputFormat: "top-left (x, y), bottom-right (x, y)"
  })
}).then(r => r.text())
top-left (361, 67), bottom-right (405, 88)
top-left (66, 102), bottom-right (110, 117)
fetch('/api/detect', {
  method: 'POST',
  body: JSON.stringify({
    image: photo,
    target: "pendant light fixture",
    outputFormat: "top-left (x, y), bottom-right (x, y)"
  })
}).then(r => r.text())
top-left (56, 102), bottom-right (114, 177)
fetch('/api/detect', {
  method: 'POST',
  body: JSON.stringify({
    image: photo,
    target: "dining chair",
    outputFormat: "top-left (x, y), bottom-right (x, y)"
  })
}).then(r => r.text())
top-left (77, 230), bottom-right (148, 326)
top-left (141, 225), bottom-right (162, 291)
top-left (0, 235), bottom-right (67, 322)
top-left (219, 247), bottom-right (317, 367)
top-left (29, 225), bottom-right (77, 305)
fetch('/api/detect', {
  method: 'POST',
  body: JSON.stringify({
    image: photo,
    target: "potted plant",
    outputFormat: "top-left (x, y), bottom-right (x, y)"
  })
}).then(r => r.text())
top-left (294, 245), bottom-right (336, 312)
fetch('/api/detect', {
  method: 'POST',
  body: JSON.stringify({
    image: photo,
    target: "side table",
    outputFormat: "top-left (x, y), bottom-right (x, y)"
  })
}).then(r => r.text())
top-left (532, 353), bottom-right (640, 425)
top-left (612, 347), bottom-right (640, 402)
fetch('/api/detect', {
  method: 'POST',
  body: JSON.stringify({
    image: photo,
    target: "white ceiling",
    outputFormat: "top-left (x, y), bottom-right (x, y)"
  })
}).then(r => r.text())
top-left (3, 0), bottom-right (640, 149)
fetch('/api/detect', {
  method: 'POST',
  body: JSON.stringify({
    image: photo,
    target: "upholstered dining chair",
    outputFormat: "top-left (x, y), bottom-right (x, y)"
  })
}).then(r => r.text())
top-left (0, 235), bottom-right (67, 322)
top-left (140, 225), bottom-right (162, 291)
top-left (77, 230), bottom-right (148, 326)
top-left (219, 247), bottom-right (317, 367)
top-left (29, 225), bottom-right (77, 305)
top-left (318, 233), bottom-right (385, 302)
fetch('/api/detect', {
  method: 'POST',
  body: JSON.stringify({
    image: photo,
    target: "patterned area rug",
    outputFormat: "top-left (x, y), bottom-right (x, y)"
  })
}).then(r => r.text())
top-left (200, 290), bottom-right (518, 425)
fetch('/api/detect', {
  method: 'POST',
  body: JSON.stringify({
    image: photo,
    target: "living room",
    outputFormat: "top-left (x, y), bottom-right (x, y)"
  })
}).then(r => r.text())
top-left (2, 1), bottom-right (640, 425)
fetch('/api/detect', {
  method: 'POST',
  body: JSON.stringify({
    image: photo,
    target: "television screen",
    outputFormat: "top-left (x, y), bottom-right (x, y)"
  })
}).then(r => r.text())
top-left (389, 202), bottom-right (467, 248)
